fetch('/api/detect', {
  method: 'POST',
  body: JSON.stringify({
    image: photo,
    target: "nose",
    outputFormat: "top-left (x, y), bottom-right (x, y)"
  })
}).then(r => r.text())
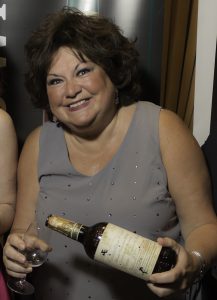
top-left (65, 80), bottom-right (82, 99)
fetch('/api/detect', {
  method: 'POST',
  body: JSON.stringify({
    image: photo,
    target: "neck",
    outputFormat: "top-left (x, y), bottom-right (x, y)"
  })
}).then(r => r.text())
top-left (64, 107), bottom-right (120, 147)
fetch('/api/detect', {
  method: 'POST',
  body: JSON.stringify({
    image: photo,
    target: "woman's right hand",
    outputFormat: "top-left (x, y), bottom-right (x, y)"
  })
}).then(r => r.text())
top-left (3, 232), bottom-right (33, 278)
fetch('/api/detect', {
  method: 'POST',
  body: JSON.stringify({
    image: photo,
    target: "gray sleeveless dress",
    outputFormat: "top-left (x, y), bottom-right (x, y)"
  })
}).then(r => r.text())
top-left (33, 101), bottom-right (201, 300)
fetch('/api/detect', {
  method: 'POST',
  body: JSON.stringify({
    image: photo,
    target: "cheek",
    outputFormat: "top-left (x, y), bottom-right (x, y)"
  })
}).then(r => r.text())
top-left (47, 88), bottom-right (61, 104)
top-left (84, 79), bottom-right (98, 93)
top-left (85, 73), bottom-right (106, 92)
top-left (90, 81), bottom-right (108, 95)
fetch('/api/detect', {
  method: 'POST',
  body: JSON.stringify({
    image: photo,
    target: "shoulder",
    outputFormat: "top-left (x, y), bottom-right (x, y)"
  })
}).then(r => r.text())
top-left (159, 109), bottom-right (204, 176)
top-left (137, 101), bottom-right (161, 123)
top-left (25, 126), bottom-right (42, 142)
top-left (159, 108), bottom-right (187, 128)
top-left (24, 126), bottom-right (42, 147)
top-left (138, 101), bottom-right (161, 111)
top-left (0, 109), bottom-right (14, 131)
top-left (19, 126), bottom-right (42, 165)
top-left (159, 108), bottom-right (196, 149)
top-left (0, 109), bottom-right (17, 145)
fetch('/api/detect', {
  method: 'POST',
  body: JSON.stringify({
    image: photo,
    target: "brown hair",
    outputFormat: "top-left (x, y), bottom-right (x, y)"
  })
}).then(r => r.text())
top-left (25, 7), bottom-right (141, 115)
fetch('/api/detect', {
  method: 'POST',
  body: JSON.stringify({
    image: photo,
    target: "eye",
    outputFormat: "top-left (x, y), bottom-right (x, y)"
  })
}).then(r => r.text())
top-left (47, 78), bottom-right (62, 86)
top-left (77, 68), bottom-right (91, 77)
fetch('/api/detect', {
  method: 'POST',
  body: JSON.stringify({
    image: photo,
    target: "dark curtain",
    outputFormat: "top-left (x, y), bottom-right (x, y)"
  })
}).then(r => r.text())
top-left (160, 0), bottom-right (198, 130)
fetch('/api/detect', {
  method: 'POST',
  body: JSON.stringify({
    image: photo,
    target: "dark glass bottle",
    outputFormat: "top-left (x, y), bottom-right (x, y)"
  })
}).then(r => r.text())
top-left (46, 215), bottom-right (177, 281)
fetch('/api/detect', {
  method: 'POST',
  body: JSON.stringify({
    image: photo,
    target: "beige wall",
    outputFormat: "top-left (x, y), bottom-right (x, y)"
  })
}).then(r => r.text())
top-left (193, 0), bottom-right (217, 145)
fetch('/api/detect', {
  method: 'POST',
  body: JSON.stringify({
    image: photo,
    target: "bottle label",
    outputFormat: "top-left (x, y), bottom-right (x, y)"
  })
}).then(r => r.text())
top-left (94, 223), bottom-right (162, 280)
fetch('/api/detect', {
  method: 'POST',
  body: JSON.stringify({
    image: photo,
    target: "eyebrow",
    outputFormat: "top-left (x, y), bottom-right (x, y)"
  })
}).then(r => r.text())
top-left (47, 63), bottom-right (82, 77)
top-left (47, 73), bottom-right (59, 77)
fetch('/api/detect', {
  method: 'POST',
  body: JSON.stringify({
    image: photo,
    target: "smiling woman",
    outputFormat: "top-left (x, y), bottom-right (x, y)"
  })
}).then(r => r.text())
top-left (3, 7), bottom-right (217, 300)
top-left (46, 47), bottom-right (118, 138)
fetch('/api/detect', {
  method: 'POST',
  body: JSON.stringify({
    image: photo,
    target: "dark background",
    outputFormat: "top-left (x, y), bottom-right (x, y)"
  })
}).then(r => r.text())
top-left (0, 0), bottom-right (68, 150)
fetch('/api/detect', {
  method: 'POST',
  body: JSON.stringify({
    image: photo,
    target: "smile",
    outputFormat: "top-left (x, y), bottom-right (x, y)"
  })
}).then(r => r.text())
top-left (69, 99), bottom-right (86, 109)
top-left (67, 98), bottom-right (90, 111)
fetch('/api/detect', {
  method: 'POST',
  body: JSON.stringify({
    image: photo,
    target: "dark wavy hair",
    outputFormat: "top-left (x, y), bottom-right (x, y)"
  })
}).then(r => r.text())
top-left (25, 7), bottom-right (141, 115)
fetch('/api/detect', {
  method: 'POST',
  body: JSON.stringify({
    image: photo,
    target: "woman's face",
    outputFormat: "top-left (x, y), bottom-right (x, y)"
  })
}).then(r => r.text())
top-left (46, 47), bottom-right (117, 134)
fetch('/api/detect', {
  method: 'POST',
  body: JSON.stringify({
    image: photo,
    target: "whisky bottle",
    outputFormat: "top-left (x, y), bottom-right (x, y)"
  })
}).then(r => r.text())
top-left (46, 215), bottom-right (177, 281)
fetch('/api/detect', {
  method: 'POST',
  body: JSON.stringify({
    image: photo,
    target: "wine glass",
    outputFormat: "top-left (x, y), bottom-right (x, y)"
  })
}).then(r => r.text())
top-left (7, 220), bottom-right (51, 295)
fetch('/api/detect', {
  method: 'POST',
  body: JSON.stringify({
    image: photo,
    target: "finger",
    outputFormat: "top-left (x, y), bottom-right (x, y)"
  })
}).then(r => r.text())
top-left (5, 259), bottom-right (32, 275)
top-left (5, 234), bottom-right (25, 252)
top-left (6, 269), bottom-right (28, 279)
top-left (149, 267), bottom-right (178, 284)
top-left (149, 240), bottom-right (182, 284)
top-left (147, 282), bottom-right (175, 298)
top-left (157, 237), bottom-right (180, 252)
top-left (24, 236), bottom-right (52, 252)
top-left (4, 244), bottom-right (26, 264)
top-left (3, 250), bottom-right (32, 272)
top-left (4, 257), bottom-right (32, 279)
top-left (35, 239), bottom-right (52, 252)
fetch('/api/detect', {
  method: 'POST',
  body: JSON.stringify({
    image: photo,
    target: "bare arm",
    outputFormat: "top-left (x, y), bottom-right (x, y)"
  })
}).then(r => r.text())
top-left (0, 109), bottom-right (17, 235)
top-left (3, 126), bottom-right (43, 277)
top-left (12, 126), bottom-right (41, 232)
top-left (147, 109), bottom-right (217, 297)
top-left (159, 109), bottom-right (217, 265)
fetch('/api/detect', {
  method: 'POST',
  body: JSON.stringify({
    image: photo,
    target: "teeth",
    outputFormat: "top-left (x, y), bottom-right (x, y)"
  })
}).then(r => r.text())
top-left (69, 100), bottom-right (86, 108)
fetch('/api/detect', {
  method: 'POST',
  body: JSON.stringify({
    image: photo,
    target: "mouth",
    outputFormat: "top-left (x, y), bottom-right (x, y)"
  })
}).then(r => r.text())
top-left (67, 98), bottom-right (90, 111)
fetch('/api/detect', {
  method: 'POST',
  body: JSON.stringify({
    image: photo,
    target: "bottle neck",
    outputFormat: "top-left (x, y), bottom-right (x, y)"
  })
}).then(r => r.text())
top-left (46, 215), bottom-right (84, 241)
top-left (77, 225), bottom-right (88, 243)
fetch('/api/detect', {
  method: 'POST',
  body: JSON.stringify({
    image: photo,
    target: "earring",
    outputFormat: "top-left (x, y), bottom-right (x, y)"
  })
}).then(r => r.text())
top-left (114, 91), bottom-right (119, 105)
top-left (52, 115), bottom-right (57, 122)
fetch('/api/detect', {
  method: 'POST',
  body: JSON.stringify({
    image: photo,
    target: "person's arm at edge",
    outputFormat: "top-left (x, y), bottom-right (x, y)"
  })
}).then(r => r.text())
top-left (0, 109), bottom-right (18, 235)
top-left (11, 126), bottom-right (41, 233)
